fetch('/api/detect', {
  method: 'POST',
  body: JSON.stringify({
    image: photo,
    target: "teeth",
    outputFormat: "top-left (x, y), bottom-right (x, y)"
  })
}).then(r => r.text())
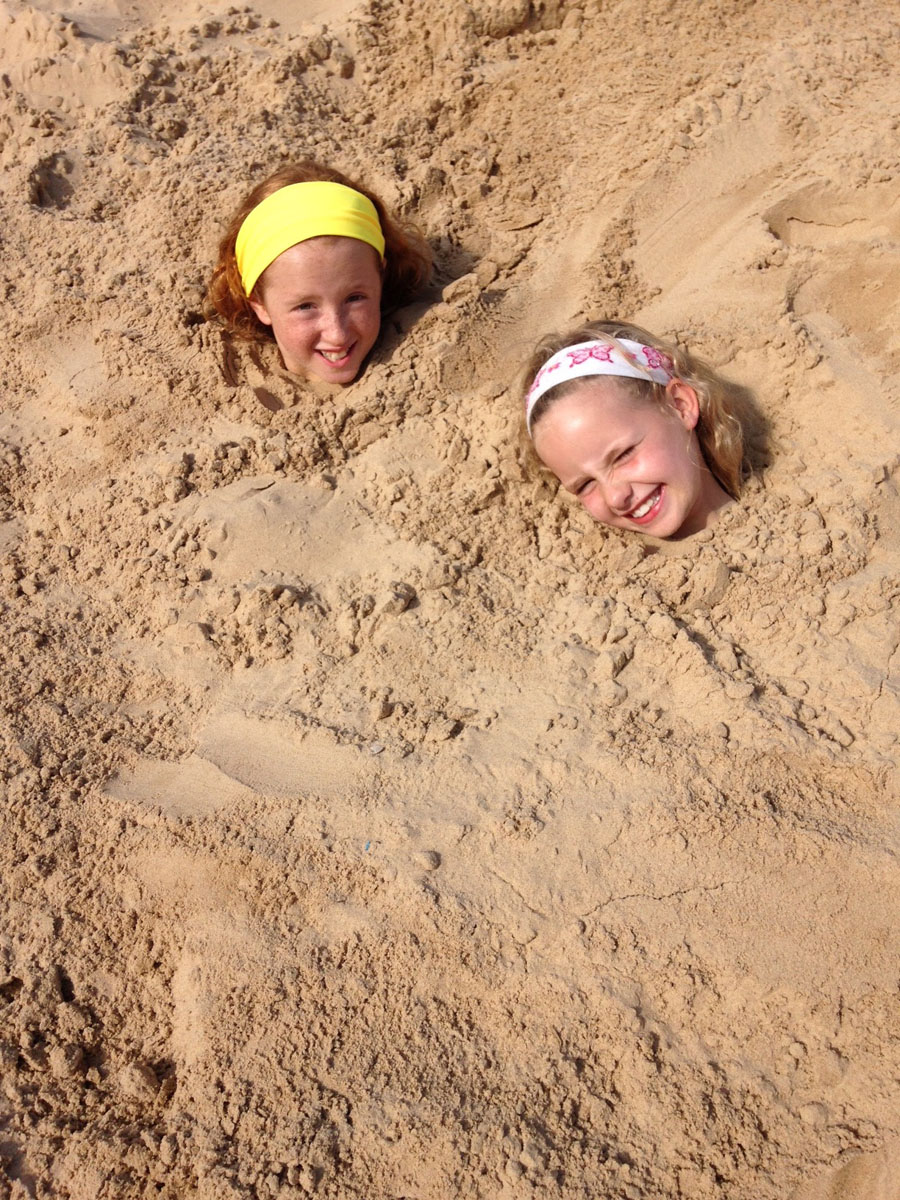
top-left (632, 489), bottom-right (659, 519)
top-left (319, 350), bottom-right (347, 362)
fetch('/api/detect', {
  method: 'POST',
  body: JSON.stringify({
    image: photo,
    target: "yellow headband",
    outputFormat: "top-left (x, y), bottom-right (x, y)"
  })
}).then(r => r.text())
top-left (235, 181), bottom-right (386, 296)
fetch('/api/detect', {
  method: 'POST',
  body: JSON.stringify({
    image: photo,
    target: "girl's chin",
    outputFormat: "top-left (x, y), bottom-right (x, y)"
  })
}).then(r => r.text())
top-left (283, 356), bottom-right (361, 385)
top-left (313, 367), bottom-right (357, 384)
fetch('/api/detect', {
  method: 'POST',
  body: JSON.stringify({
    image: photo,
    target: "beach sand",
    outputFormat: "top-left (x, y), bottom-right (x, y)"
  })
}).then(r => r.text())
top-left (1, 0), bottom-right (898, 1196)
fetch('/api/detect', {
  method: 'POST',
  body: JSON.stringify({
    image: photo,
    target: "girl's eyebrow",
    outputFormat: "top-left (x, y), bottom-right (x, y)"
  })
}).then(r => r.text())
top-left (601, 436), bottom-right (637, 467)
top-left (562, 470), bottom-right (592, 495)
top-left (287, 281), bottom-right (373, 301)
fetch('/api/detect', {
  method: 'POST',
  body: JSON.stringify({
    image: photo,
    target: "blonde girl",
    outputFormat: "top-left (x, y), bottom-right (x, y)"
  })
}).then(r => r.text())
top-left (522, 320), bottom-right (747, 539)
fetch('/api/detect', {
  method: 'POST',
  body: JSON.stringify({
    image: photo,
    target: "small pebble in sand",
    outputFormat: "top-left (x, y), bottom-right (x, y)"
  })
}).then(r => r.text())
top-left (381, 582), bottom-right (417, 614)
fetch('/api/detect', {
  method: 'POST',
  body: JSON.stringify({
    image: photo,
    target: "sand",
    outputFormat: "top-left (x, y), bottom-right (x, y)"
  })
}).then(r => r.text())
top-left (1, 0), bottom-right (899, 1196)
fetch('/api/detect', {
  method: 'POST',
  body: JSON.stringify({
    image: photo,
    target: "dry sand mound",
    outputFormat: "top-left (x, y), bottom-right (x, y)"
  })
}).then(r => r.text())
top-left (1, 0), bottom-right (899, 1197)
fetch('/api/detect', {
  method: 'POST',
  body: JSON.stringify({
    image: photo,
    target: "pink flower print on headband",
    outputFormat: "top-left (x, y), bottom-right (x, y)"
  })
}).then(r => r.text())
top-left (567, 344), bottom-right (616, 367)
top-left (525, 358), bottom-right (563, 405)
top-left (641, 346), bottom-right (674, 373)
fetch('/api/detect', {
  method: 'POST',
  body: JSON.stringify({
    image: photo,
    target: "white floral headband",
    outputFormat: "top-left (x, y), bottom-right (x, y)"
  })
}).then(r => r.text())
top-left (525, 338), bottom-right (675, 434)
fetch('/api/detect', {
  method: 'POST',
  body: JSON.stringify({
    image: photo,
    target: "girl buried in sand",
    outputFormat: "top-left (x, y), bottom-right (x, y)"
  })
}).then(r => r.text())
top-left (523, 320), bottom-right (746, 540)
top-left (205, 161), bottom-right (432, 384)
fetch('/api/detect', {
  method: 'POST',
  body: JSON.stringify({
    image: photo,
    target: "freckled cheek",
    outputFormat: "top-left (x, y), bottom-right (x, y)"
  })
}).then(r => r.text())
top-left (279, 313), bottom-right (316, 340)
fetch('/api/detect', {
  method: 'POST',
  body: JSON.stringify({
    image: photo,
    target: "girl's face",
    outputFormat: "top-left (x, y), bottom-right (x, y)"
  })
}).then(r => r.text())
top-left (531, 377), bottom-right (730, 539)
top-left (249, 236), bottom-right (383, 384)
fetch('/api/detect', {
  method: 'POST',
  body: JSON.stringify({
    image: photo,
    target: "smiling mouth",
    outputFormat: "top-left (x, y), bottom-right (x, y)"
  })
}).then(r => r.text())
top-left (628, 486), bottom-right (663, 522)
top-left (317, 346), bottom-right (354, 364)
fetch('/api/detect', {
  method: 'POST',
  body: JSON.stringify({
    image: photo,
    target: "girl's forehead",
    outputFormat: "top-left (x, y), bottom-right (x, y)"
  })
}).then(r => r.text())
top-left (261, 236), bottom-right (382, 291)
top-left (556, 376), bottom-right (656, 421)
top-left (567, 375), bottom-right (647, 404)
top-left (537, 379), bottom-right (670, 442)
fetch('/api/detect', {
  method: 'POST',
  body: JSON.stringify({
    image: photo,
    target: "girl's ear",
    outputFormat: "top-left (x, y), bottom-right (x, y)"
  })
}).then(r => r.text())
top-left (665, 379), bottom-right (700, 430)
top-left (248, 295), bottom-right (273, 326)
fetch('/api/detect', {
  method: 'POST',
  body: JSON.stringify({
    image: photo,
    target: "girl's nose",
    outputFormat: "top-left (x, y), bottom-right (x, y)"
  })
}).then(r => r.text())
top-left (320, 307), bottom-right (349, 345)
top-left (604, 474), bottom-right (633, 513)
